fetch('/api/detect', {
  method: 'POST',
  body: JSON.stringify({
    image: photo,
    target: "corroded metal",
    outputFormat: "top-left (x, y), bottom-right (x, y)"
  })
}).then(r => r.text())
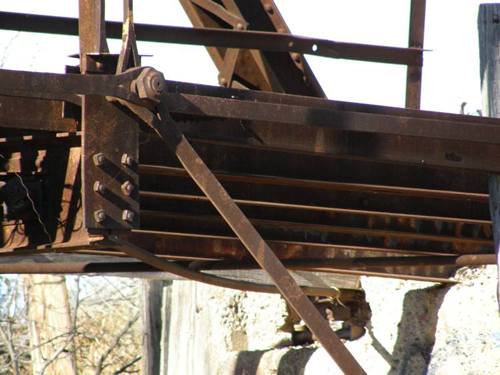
top-left (0, 2), bottom-right (497, 373)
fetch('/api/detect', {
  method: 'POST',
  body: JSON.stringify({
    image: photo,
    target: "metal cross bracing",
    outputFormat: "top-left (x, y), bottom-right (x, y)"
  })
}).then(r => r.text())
top-left (0, 0), bottom-right (497, 373)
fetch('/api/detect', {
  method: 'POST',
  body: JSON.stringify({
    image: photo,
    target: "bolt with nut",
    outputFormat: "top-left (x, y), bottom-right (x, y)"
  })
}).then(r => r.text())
top-left (121, 180), bottom-right (134, 196)
top-left (94, 209), bottom-right (106, 223)
top-left (93, 181), bottom-right (106, 194)
top-left (121, 153), bottom-right (134, 167)
top-left (93, 153), bottom-right (105, 167)
top-left (122, 210), bottom-right (135, 223)
top-left (131, 67), bottom-right (166, 102)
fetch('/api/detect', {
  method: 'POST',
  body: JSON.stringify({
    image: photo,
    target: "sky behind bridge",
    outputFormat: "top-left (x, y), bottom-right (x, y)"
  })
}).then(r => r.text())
top-left (0, 0), bottom-right (497, 114)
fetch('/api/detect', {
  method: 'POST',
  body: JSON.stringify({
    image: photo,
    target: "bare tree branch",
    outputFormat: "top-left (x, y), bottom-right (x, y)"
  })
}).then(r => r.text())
top-left (0, 322), bottom-right (20, 375)
top-left (38, 336), bottom-right (74, 375)
top-left (112, 355), bottom-right (141, 375)
top-left (94, 313), bottom-right (140, 375)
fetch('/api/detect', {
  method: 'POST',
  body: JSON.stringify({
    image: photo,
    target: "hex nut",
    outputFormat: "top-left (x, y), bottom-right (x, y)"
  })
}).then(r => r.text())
top-left (132, 67), bottom-right (166, 102)
top-left (121, 153), bottom-right (134, 167)
top-left (94, 209), bottom-right (106, 223)
top-left (122, 209), bottom-right (135, 223)
top-left (93, 181), bottom-right (105, 194)
top-left (93, 153), bottom-right (105, 167)
top-left (121, 180), bottom-right (134, 196)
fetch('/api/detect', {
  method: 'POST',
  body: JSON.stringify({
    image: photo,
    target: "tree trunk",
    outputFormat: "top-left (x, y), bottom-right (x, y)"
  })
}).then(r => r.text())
top-left (23, 275), bottom-right (77, 375)
top-left (141, 279), bottom-right (165, 375)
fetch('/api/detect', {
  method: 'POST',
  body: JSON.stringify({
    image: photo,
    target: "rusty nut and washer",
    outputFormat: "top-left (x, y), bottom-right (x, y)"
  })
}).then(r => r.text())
top-left (122, 209), bottom-right (135, 223)
top-left (93, 181), bottom-right (106, 194)
top-left (121, 153), bottom-right (134, 167)
top-left (93, 152), bottom-right (105, 167)
top-left (121, 180), bottom-right (134, 196)
top-left (94, 209), bottom-right (106, 223)
top-left (131, 67), bottom-right (166, 103)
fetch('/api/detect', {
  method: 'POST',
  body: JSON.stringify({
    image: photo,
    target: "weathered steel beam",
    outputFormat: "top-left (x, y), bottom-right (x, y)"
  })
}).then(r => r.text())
top-left (179, 0), bottom-right (325, 96)
top-left (0, 96), bottom-right (77, 132)
top-left (406, 0), bottom-right (426, 109)
top-left (139, 190), bottom-right (490, 227)
top-left (0, 254), bottom-right (493, 274)
top-left (138, 165), bottom-right (488, 203)
top-left (0, 11), bottom-right (422, 66)
top-left (194, 254), bottom-right (496, 270)
top-left (139, 210), bottom-right (491, 248)
top-left (163, 92), bottom-right (500, 144)
top-left (0, 68), bottom-right (142, 104)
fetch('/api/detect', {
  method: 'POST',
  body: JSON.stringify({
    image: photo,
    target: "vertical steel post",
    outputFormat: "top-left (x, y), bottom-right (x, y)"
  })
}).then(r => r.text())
top-left (405, 0), bottom-right (426, 109)
top-left (78, 0), bottom-right (108, 73)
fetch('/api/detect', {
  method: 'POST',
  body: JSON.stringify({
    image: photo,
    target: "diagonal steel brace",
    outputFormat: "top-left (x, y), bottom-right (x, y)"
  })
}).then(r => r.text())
top-left (117, 70), bottom-right (366, 375)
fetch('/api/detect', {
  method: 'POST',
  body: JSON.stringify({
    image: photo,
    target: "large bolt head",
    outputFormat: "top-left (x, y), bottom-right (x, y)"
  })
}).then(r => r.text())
top-left (132, 67), bottom-right (165, 102)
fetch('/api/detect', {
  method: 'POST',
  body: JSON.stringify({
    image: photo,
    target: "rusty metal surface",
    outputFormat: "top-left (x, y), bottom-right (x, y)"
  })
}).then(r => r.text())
top-left (0, 67), bottom-right (495, 262)
top-left (79, 0), bottom-right (139, 231)
top-left (0, 2), bottom-right (497, 371)
top-left (81, 95), bottom-right (140, 230)
top-left (0, 11), bottom-right (423, 66)
top-left (0, 96), bottom-right (78, 132)
top-left (179, 0), bottom-right (325, 95)
top-left (107, 70), bottom-right (363, 372)
top-left (0, 65), bottom-right (496, 269)
top-left (406, 0), bottom-right (426, 109)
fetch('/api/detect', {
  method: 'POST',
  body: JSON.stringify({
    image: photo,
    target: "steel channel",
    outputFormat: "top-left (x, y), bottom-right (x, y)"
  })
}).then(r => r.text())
top-left (120, 231), bottom-right (463, 283)
top-left (0, 11), bottom-right (421, 66)
top-left (140, 210), bottom-right (491, 247)
top-left (0, 68), bottom-right (142, 104)
top-left (162, 93), bottom-right (500, 144)
top-left (139, 190), bottom-right (490, 225)
top-left (57, 253), bottom-right (487, 281)
top-left (138, 165), bottom-right (489, 203)
top-left (190, 254), bottom-right (496, 270)
top-left (0, 96), bottom-right (78, 132)
top-left (79, 0), bottom-right (108, 73)
top-left (127, 229), bottom-right (458, 257)
top-left (405, 0), bottom-right (426, 109)
top-left (166, 79), bottom-right (500, 126)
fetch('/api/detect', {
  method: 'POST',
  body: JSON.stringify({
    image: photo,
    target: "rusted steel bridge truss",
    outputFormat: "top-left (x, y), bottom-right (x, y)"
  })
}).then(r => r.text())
top-left (0, 1), bottom-right (497, 373)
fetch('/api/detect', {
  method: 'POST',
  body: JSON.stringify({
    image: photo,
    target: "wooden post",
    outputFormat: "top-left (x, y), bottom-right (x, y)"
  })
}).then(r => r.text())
top-left (478, 4), bottom-right (500, 306)
top-left (141, 279), bottom-right (164, 375)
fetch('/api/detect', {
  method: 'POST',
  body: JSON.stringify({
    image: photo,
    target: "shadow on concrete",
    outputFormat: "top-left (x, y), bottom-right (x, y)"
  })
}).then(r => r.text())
top-left (388, 284), bottom-right (450, 375)
top-left (277, 347), bottom-right (315, 375)
top-left (232, 350), bottom-right (266, 375)
top-left (229, 347), bottom-right (315, 375)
